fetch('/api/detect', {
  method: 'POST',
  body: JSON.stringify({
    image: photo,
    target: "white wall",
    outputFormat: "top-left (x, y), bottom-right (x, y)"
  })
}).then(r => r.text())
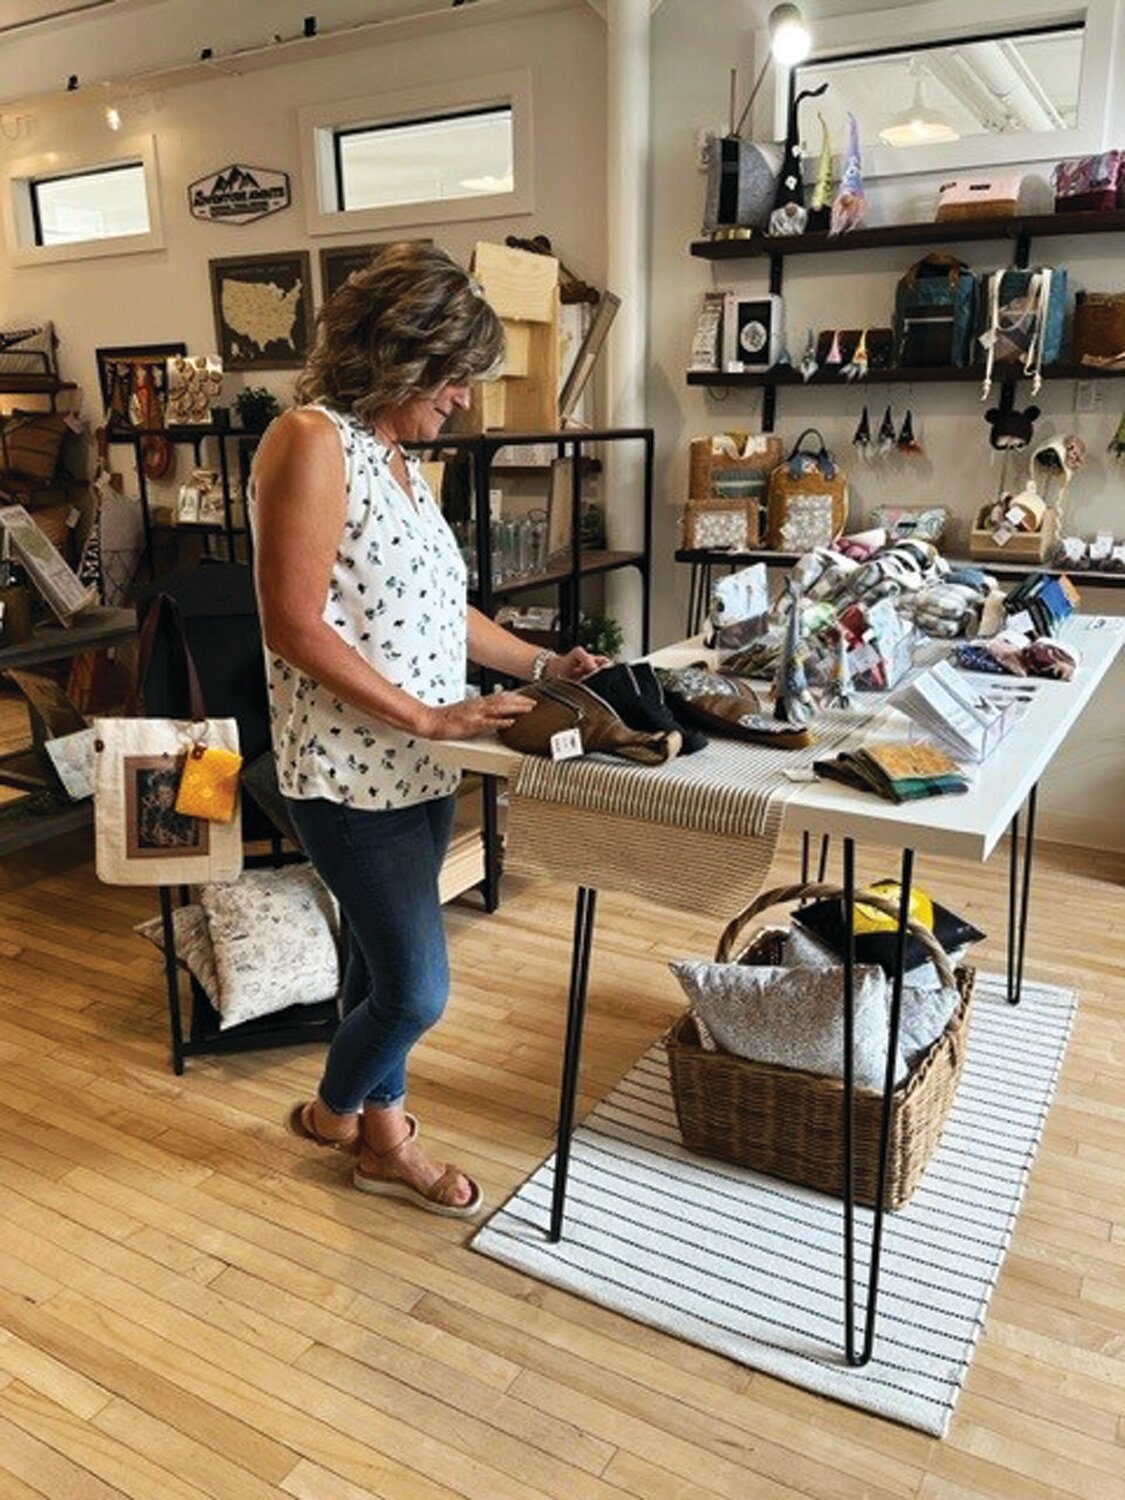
top-left (0, 1), bottom-right (606, 416)
top-left (650, 0), bottom-right (1125, 850)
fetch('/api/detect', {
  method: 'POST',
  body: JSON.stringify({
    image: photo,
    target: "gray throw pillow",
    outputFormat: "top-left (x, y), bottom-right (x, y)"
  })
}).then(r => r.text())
top-left (670, 958), bottom-right (906, 1089)
top-left (135, 902), bottom-right (219, 1002)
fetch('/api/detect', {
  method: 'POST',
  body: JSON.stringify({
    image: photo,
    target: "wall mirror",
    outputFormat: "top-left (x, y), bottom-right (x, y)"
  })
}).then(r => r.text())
top-left (768, 0), bottom-right (1119, 179)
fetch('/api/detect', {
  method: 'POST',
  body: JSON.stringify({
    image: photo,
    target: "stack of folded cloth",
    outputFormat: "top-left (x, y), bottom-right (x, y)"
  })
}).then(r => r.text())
top-left (813, 741), bottom-right (969, 802)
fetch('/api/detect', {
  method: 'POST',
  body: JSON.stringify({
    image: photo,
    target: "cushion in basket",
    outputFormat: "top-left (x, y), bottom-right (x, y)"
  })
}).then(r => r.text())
top-left (0, 411), bottom-right (68, 481)
top-left (200, 865), bottom-right (339, 1030)
top-left (785, 924), bottom-right (962, 1068)
top-left (0, 322), bottom-right (56, 377)
top-left (792, 894), bottom-right (984, 976)
top-left (134, 902), bottom-right (219, 1002)
top-left (669, 959), bottom-right (907, 1089)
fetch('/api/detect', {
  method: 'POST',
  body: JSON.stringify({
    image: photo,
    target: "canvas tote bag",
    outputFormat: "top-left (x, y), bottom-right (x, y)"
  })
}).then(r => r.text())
top-left (93, 593), bottom-right (243, 885)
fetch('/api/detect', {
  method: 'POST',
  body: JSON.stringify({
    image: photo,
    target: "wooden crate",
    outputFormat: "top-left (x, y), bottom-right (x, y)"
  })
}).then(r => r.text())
top-left (468, 241), bottom-right (560, 432)
top-left (970, 504), bottom-right (1058, 563)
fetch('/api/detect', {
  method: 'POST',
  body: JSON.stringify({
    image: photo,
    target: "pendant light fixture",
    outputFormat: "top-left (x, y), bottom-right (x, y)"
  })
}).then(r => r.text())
top-left (878, 63), bottom-right (960, 148)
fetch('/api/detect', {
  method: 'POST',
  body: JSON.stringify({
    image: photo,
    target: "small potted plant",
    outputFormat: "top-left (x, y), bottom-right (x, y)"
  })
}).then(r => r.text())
top-left (578, 611), bottom-right (624, 658)
top-left (233, 386), bottom-right (282, 434)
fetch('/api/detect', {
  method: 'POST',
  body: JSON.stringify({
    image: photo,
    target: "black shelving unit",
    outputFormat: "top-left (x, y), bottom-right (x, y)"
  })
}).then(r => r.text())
top-left (107, 423), bottom-right (247, 576)
top-left (683, 210), bottom-right (1125, 627)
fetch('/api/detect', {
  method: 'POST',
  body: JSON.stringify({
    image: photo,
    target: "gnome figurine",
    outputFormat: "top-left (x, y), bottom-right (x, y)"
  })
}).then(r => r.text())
top-left (774, 581), bottom-right (817, 727)
top-left (830, 112), bottom-right (867, 236)
top-left (768, 81), bottom-right (828, 236)
top-left (806, 113), bottom-right (833, 232)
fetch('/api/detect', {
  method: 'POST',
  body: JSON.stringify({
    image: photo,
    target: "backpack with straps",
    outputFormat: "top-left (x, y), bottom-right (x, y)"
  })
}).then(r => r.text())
top-left (894, 254), bottom-right (978, 368)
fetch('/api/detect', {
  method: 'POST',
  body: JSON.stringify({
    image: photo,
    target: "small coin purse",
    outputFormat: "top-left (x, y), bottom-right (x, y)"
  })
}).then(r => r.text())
top-left (174, 743), bottom-right (244, 823)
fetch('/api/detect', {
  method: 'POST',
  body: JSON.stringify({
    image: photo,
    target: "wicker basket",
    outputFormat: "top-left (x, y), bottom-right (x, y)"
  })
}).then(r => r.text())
top-left (665, 881), bottom-right (975, 1210)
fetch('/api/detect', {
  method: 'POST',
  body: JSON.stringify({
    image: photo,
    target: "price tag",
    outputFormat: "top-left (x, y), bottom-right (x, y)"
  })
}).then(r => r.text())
top-left (64, 414), bottom-right (85, 434)
top-left (66, 508), bottom-right (81, 528)
top-left (1005, 504), bottom-right (1027, 528)
top-left (550, 727), bottom-right (583, 762)
top-left (990, 521), bottom-right (1014, 547)
top-left (783, 767), bottom-right (817, 782)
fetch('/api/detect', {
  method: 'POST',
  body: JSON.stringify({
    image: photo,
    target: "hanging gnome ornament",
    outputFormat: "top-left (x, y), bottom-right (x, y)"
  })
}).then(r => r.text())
top-left (830, 112), bottom-right (867, 236)
top-left (774, 581), bottom-right (817, 726)
top-left (769, 82), bottom-right (828, 236)
top-left (806, 112), bottom-right (834, 232)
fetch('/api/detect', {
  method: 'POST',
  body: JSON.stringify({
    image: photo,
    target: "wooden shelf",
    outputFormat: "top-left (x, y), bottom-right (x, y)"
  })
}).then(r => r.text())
top-left (0, 607), bottom-right (134, 670)
top-left (674, 547), bottom-right (1125, 590)
top-left (690, 208), bottom-right (1125, 261)
top-left (0, 375), bottom-right (77, 397)
top-left (686, 362), bottom-right (1125, 389)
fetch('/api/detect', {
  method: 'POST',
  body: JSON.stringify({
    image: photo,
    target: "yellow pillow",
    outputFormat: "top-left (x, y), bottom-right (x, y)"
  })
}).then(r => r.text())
top-left (854, 880), bottom-right (934, 936)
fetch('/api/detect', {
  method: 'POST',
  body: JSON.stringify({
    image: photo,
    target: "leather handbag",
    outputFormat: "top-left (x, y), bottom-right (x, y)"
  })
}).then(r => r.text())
top-left (1073, 291), bottom-right (1125, 366)
top-left (766, 429), bottom-right (848, 550)
top-left (497, 679), bottom-right (681, 764)
top-left (93, 594), bottom-right (243, 885)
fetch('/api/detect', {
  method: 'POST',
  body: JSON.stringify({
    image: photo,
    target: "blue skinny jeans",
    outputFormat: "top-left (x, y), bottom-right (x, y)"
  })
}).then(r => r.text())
top-left (286, 792), bottom-right (457, 1113)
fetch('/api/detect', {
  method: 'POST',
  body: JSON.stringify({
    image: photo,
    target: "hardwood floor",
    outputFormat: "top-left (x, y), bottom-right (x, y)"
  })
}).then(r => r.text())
top-left (0, 829), bottom-right (1122, 1499)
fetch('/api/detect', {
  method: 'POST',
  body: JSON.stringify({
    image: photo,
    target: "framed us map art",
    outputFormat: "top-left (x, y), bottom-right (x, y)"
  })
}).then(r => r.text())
top-left (209, 250), bottom-right (314, 370)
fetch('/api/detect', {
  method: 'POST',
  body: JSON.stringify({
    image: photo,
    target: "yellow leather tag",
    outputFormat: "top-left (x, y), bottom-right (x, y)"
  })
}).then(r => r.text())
top-left (174, 744), bottom-right (243, 823)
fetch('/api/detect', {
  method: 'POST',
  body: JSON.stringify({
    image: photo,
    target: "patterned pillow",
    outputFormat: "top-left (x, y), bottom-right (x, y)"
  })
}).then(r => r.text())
top-left (134, 902), bottom-right (220, 1002)
top-left (670, 958), bottom-right (906, 1089)
top-left (200, 865), bottom-right (339, 1030)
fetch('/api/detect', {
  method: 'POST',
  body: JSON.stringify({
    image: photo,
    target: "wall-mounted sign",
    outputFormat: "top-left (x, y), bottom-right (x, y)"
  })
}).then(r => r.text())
top-left (188, 164), bottom-right (291, 225)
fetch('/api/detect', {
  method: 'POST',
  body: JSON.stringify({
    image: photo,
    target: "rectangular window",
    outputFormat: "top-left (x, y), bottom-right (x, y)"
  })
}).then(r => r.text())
top-left (31, 161), bottom-right (149, 247)
top-left (334, 105), bottom-right (514, 214)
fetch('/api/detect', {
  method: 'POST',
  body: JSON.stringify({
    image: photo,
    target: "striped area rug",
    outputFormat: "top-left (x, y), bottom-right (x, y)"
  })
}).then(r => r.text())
top-left (472, 973), bottom-right (1076, 1436)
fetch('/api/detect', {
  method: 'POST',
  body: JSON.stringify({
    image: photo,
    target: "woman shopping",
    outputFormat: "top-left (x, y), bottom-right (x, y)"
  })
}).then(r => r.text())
top-left (252, 242), bottom-right (606, 1217)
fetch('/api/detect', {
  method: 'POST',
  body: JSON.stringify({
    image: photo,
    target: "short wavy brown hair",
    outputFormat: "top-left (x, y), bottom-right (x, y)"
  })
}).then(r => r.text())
top-left (295, 242), bottom-right (504, 427)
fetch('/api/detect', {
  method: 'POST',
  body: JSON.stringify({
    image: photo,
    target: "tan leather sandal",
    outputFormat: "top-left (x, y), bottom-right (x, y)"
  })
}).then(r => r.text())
top-left (286, 1100), bottom-right (418, 1155)
top-left (352, 1132), bottom-right (484, 1219)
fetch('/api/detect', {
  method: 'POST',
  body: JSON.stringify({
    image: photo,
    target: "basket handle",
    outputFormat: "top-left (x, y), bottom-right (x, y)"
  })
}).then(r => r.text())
top-left (715, 881), bottom-right (956, 989)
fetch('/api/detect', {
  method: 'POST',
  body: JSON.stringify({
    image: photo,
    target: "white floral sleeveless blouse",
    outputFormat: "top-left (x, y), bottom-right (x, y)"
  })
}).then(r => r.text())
top-left (258, 404), bottom-right (465, 810)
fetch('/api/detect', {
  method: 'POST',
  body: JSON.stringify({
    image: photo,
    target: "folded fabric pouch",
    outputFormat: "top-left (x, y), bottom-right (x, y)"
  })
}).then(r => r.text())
top-left (657, 666), bottom-right (813, 748)
top-left (498, 678), bottom-right (681, 764)
top-left (813, 744), bottom-right (969, 802)
top-left (792, 890), bottom-right (984, 976)
top-left (585, 662), bottom-right (708, 753)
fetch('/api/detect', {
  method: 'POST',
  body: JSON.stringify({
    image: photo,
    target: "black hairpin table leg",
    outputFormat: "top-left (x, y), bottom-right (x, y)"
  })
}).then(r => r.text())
top-left (1006, 782), bottom-right (1038, 1006)
top-left (549, 885), bottom-right (598, 1242)
top-left (842, 840), bottom-right (914, 1366)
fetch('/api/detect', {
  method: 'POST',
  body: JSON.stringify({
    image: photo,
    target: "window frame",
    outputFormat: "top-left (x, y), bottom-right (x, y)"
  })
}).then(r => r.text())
top-left (764, 0), bottom-right (1119, 180)
top-left (298, 70), bottom-right (533, 238)
top-left (3, 133), bottom-right (165, 267)
top-left (29, 158), bottom-right (150, 249)
top-left (331, 103), bottom-right (515, 215)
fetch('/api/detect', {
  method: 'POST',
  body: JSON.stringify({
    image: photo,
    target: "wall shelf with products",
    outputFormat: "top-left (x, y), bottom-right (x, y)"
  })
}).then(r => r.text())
top-left (107, 425), bottom-right (245, 574)
top-left (683, 212), bottom-right (1125, 624)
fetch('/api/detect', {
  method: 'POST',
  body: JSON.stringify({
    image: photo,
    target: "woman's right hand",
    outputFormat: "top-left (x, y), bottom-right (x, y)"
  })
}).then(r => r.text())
top-left (422, 691), bottom-right (536, 741)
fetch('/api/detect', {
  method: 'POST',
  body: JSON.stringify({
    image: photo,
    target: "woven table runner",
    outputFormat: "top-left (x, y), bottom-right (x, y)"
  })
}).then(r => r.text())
top-left (507, 699), bottom-right (885, 916)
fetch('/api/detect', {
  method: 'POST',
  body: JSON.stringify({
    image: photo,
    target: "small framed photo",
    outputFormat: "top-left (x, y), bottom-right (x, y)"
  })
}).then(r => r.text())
top-left (176, 483), bottom-right (201, 525)
top-left (209, 250), bottom-right (314, 370)
top-left (95, 342), bottom-right (186, 430)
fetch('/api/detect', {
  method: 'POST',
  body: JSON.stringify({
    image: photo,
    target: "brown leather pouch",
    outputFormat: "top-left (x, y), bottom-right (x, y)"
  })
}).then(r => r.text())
top-left (498, 680), bottom-right (680, 764)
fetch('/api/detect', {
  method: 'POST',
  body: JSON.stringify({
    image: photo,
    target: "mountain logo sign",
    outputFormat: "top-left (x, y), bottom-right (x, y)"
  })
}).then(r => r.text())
top-left (189, 164), bottom-right (291, 225)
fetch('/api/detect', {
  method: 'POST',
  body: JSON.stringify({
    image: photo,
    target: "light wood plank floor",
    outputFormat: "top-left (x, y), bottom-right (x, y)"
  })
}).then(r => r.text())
top-left (0, 828), bottom-right (1122, 1500)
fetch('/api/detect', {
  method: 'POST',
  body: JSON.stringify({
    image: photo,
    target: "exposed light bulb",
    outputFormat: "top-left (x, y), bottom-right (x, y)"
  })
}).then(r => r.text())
top-left (769, 5), bottom-right (811, 67)
top-left (105, 106), bottom-right (122, 130)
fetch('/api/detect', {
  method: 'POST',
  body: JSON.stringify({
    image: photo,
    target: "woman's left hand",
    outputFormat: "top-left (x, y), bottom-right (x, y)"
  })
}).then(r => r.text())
top-left (547, 646), bottom-right (611, 681)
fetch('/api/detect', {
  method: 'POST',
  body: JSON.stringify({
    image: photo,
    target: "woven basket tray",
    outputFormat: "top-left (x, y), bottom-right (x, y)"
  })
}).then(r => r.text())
top-left (665, 881), bottom-right (975, 1210)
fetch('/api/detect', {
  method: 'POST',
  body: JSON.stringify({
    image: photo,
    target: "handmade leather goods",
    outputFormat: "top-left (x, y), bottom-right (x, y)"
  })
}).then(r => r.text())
top-left (93, 594), bottom-right (242, 885)
top-left (894, 254), bottom-right (978, 367)
top-left (814, 327), bottom-right (893, 377)
top-left (935, 173), bottom-right (1022, 221)
top-left (585, 662), bottom-right (708, 755)
top-left (1052, 151), bottom-right (1124, 214)
top-left (165, 355), bottom-right (223, 426)
top-left (1073, 292), bottom-right (1125, 367)
top-left (497, 678), bottom-right (681, 765)
top-left (813, 745), bottom-right (969, 803)
top-left (657, 666), bottom-right (812, 748)
top-left (766, 428), bottom-right (848, 549)
top-left (701, 136), bottom-right (781, 234)
top-left (792, 888), bottom-right (984, 976)
top-left (979, 267), bottom-right (1068, 397)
